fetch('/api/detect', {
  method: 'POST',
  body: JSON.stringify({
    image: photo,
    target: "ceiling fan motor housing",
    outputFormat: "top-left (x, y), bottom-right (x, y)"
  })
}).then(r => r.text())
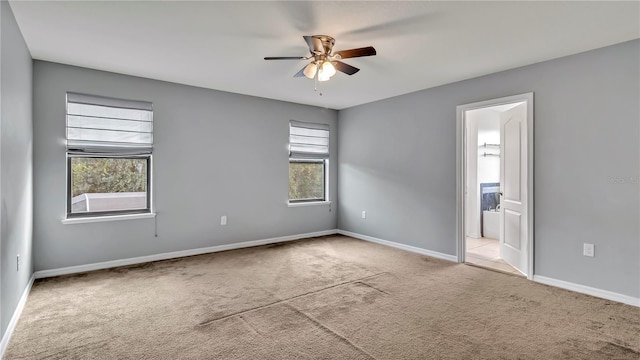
top-left (311, 35), bottom-right (336, 56)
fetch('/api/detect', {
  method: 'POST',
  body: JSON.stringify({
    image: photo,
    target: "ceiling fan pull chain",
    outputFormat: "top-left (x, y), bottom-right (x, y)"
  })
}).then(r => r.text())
top-left (314, 68), bottom-right (323, 96)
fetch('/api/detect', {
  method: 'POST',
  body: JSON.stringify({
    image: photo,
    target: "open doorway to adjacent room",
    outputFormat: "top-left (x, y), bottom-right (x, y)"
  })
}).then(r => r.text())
top-left (456, 93), bottom-right (534, 278)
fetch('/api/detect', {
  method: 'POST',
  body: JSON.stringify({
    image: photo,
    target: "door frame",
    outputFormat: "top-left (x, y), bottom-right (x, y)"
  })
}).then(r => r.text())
top-left (456, 93), bottom-right (534, 279)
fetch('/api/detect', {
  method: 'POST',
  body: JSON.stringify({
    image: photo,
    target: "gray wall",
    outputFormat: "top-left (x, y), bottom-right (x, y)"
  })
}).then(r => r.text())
top-left (0, 0), bottom-right (33, 336)
top-left (338, 40), bottom-right (639, 298)
top-left (33, 61), bottom-right (337, 271)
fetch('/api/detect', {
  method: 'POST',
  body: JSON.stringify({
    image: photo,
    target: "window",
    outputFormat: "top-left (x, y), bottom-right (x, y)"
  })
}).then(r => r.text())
top-left (289, 160), bottom-right (325, 201)
top-left (66, 92), bottom-right (153, 218)
top-left (289, 120), bottom-right (329, 203)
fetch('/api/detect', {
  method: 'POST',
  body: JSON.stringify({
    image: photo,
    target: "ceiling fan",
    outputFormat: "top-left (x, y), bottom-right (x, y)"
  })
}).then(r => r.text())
top-left (264, 35), bottom-right (376, 81)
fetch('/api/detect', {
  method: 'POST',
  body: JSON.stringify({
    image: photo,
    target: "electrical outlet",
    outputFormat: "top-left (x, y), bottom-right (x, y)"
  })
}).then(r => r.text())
top-left (583, 243), bottom-right (595, 257)
top-left (17, 254), bottom-right (20, 272)
top-left (361, 211), bottom-right (367, 219)
top-left (221, 215), bottom-right (227, 226)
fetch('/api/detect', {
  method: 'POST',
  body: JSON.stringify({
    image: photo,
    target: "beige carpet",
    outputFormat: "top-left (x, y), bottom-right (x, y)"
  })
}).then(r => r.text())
top-left (5, 235), bottom-right (639, 359)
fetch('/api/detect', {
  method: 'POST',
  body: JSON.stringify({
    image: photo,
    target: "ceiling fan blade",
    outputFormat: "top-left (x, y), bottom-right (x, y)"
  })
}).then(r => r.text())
top-left (264, 56), bottom-right (306, 60)
top-left (333, 61), bottom-right (360, 75)
top-left (303, 35), bottom-right (325, 55)
top-left (333, 46), bottom-right (376, 59)
top-left (294, 65), bottom-right (308, 78)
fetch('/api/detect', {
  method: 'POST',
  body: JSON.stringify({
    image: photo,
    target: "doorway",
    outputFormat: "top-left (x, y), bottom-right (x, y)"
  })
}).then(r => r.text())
top-left (456, 93), bottom-right (534, 279)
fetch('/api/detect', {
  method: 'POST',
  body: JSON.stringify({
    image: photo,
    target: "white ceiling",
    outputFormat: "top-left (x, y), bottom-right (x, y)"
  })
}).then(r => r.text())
top-left (8, 1), bottom-right (639, 110)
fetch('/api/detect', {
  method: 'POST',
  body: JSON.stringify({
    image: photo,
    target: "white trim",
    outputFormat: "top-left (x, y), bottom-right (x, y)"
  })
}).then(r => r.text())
top-left (0, 274), bottom-right (35, 358)
top-left (456, 103), bottom-right (465, 263)
top-left (337, 230), bottom-right (458, 262)
top-left (34, 229), bottom-right (339, 279)
top-left (61, 212), bottom-right (156, 225)
top-left (533, 275), bottom-right (639, 307)
top-left (456, 93), bottom-right (535, 280)
top-left (287, 201), bottom-right (332, 208)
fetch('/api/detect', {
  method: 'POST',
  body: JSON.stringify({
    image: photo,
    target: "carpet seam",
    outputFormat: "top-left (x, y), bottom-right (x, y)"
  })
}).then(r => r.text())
top-left (36, 340), bottom-right (108, 359)
top-left (237, 315), bottom-right (261, 336)
top-left (197, 272), bottom-right (388, 326)
top-left (354, 281), bottom-right (391, 295)
top-left (282, 302), bottom-right (377, 360)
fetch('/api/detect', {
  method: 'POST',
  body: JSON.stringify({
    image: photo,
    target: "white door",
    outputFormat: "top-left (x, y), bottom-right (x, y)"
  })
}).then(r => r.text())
top-left (499, 103), bottom-right (528, 275)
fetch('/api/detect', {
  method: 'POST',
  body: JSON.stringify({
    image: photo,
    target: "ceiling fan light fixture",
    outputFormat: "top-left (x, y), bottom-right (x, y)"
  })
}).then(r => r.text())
top-left (318, 70), bottom-right (331, 82)
top-left (318, 61), bottom-right (336, 81)
top-left (303, 62), bottom-right (318, 79)
top-left (323, 61), bottom-right (337, 77)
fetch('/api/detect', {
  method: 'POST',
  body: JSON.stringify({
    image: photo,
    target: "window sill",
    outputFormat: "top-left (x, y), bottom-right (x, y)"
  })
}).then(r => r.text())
top-left (62, 212), bottom-right (156, 225)
top-left (288, 201), bottom-right (332, 208)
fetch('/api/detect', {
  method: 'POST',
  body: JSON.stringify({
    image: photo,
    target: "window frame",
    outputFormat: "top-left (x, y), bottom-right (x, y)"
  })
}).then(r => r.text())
top-left (66, 153), bottom-right (153, 219)
top-left (288, 158), bottom-right (328, 204)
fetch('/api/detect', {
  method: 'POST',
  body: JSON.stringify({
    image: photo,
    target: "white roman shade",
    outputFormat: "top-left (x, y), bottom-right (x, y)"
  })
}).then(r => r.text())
top-left (289, 120), bottom-right (329, 159)
top-left (66, 92), bottom-right (153, 154)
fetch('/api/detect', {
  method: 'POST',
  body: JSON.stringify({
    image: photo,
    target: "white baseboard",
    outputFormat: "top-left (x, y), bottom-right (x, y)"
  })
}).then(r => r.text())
top-left (337, 229), bottom-right (458, 262)
top-left (533, 275), bottom-right (639, 307)
top-left (0, 274), bottom-right (35, 357)
top-left (34, 229), bottom-right (339, 279)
